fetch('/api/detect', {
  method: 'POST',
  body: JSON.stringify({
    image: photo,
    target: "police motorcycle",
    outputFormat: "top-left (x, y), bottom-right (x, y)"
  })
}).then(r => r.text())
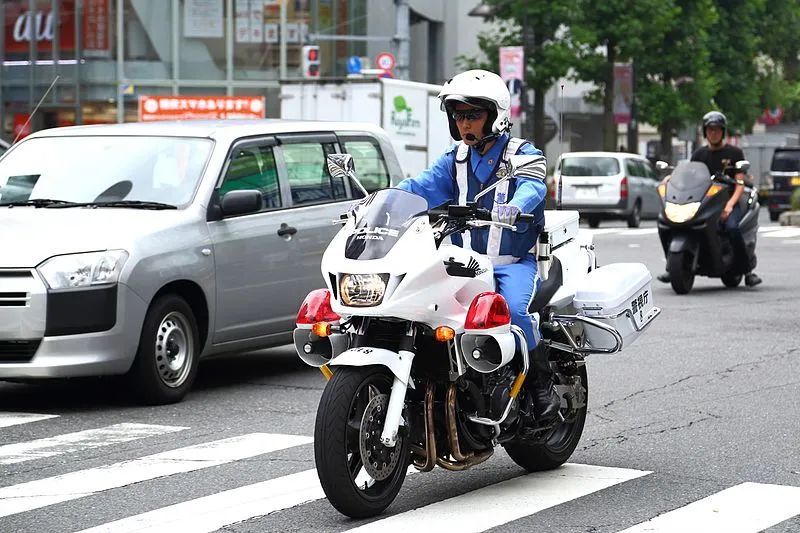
top-left (656, 160), bottom-right (759, 294)
top-left (294, 154), bottom-right (661, 518)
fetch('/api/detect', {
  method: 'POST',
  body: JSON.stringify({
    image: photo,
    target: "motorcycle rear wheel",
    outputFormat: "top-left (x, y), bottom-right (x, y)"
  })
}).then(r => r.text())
top-left (668, 251), bottom-right (695, 294)
top-left (314, 365), bottom-right (409, 518)
top-left (503, 366), bottom-right (588, 471)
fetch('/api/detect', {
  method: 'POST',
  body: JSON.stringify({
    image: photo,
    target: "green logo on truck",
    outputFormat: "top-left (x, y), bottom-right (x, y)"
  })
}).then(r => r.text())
top-left (390, 95), bottom-right (421, 133)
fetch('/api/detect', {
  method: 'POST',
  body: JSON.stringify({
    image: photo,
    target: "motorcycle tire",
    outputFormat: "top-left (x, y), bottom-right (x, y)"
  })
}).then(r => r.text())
top-left (314, 365), bottom-right (409, 518)
top-left (587, 216), bottom-right (601, 228)
top-left (668, 251), bottom-right (695, 294)
top-left (721, 272), bottom-right (743, 288)
top-left (503, 365), bottom-right (588, 472)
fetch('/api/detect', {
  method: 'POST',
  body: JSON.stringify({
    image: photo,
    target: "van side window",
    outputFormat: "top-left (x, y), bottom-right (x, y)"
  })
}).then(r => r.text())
top-left (643, 160), bottom-right (657, 180)
top-left (625, 159), bottom-right (643, 177)
top-left (342, 139), bottom-right (390, 192)
top-left (283, 142), bottom-right (347, 206)
top-left (219, 145), bottom-right (281, 210)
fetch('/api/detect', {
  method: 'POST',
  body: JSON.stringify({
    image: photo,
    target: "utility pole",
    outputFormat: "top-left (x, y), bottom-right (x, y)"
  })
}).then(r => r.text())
top-left (394, 0), bottom-right (409, 80)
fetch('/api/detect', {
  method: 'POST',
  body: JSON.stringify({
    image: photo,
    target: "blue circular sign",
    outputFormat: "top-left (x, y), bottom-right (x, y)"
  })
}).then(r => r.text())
top-left (346, 56), bottom-right (362, 74)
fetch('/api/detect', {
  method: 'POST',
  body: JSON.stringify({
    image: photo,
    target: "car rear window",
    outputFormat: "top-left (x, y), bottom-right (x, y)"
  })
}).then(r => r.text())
top-left (560, 157), bottom-right (620, 176)
top-left (771, 150), bottom-right (800, 172)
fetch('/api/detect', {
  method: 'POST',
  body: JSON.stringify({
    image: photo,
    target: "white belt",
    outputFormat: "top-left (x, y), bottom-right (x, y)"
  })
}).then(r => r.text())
top-left (490, 255), bottom-right (520, 266)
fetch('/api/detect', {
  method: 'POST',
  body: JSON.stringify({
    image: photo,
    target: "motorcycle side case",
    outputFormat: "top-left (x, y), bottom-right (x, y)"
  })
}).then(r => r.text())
top-left (573, 263), bottom-right (659, 351)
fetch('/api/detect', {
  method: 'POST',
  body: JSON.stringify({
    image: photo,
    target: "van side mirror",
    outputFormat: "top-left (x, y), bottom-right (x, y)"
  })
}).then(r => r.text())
top-left (221, 189), bottom-right (262, 217)
top-left (327, 153), bottom-right (368, 198)
top-left (655, 161), bottom-right (670, 171)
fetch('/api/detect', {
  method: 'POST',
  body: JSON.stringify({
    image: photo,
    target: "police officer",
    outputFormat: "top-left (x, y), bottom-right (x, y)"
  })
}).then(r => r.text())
top-left (396, 70), bottom-right (560, 420)
top-left (658, 111), bottom-right (762, 286)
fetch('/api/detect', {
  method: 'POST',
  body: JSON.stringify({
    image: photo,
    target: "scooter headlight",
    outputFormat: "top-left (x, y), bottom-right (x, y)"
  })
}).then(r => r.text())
top-left (664, 201), bottom-right (701, 223)
top-left (340, 274), bottom-right (389, 307)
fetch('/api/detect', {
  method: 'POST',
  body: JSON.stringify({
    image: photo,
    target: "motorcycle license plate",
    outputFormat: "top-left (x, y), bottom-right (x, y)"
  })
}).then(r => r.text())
top-left (792, 176), bottom-right (800, 186)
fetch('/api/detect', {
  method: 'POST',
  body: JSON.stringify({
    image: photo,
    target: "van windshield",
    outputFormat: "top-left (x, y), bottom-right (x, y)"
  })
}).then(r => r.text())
top-left (771, 150), bottom-right (800, 172)
top-left (0, 136), bottom-right (213, 207)
top-left (560, 157), bottom-right (620, 177)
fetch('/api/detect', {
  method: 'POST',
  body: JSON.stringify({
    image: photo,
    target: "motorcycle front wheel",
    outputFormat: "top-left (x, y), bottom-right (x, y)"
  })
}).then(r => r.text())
top-left (314, 365), bottom-right (409, 518)
top-left (668, 251), bottom-right (695, 294)
top-left (503, 365), bottom-right (588, 471)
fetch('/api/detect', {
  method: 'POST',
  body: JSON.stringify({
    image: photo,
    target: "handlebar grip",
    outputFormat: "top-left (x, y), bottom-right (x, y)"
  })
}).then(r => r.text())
top-left (517, 213), bottom-right (535, 222)
top-left (475, 208), bottom-right (492, 221)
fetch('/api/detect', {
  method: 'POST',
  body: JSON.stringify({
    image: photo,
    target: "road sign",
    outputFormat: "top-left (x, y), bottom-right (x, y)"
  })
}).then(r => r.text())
top-left (346, 56), bottom-right (362, 74)
top-left (375, 52), bottom-right (396, 71)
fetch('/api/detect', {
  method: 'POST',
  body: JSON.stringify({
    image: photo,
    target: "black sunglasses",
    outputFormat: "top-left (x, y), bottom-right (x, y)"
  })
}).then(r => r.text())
top-left (451, 109), bottom-right (486, 121)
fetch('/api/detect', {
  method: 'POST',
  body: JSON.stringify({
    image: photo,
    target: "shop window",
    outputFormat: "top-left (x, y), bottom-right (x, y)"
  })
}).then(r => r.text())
top-left (219, 144), bottom-right (281, 210)
top-left (281, 142), bottom-right (345, 206)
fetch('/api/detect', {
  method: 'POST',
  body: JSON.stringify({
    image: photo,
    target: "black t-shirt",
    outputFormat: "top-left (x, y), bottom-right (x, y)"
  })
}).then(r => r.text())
top-left (690, 144), bottom-right (744, 178)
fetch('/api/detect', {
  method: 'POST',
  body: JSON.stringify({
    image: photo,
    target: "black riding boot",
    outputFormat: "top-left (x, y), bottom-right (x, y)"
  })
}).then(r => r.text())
top-left (529, 344), bottom-right (560, 421)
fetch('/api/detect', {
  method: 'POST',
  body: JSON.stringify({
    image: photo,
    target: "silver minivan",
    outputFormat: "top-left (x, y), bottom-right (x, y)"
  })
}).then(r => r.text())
top-left (554, 151), bottom-right (662, 228)
top-left (0, 120), bottom-right (402, 403)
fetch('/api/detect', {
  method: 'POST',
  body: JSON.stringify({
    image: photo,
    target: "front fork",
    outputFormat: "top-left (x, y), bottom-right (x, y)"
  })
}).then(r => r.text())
top-left (380, 349), bottom-right (415, 447)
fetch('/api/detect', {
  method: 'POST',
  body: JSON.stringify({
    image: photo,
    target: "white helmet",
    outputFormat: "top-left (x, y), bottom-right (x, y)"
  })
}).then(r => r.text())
top-left (438, 69), bottom-right (512, 141)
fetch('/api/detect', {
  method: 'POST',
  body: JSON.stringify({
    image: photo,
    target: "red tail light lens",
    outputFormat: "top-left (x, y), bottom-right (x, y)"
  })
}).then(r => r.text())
top-left (296, 289), bottom-right (340, 325)
top-left (465, 292), bottom-right (511, 330)
top-left (620, 176), bottom-right (629, 199)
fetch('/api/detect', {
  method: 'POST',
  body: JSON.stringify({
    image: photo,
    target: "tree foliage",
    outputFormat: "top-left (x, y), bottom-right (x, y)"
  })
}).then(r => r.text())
top-left (463, 0), bottom-right (800, 158)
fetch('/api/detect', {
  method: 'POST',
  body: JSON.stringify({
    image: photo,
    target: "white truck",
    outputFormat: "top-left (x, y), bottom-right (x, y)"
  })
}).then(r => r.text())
top-left (280, 78), bottom-right (453, 178)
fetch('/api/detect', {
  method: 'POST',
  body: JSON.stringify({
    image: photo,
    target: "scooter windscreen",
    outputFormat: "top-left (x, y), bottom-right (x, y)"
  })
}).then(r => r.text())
top-left (344, 188), bottom-right (428, 260)
top-left (665, 161), bottom-right (713, 203)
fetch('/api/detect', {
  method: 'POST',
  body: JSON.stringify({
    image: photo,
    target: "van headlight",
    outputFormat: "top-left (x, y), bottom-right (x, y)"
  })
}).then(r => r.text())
top-left (38, 250), bottom-right (129, 289)
top-left (664, 202), bottom-right (701, 223)
top-left (339, 273), bottom-right (389, 307)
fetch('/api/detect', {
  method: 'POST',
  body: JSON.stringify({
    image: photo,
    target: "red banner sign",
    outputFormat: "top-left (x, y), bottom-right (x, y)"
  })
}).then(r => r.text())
top-left (3, 0), bottom-right (109, 55)
top-left (138, 96), bottom-right (267, 121)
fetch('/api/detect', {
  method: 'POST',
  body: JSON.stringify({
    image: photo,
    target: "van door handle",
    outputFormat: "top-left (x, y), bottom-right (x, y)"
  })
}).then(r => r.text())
top-left (277, 223), bottom-right (298, 237)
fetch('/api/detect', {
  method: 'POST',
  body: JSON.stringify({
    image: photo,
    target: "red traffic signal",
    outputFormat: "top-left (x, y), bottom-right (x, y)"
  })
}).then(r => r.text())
top-left (302, 45), bottom-right (320, 78)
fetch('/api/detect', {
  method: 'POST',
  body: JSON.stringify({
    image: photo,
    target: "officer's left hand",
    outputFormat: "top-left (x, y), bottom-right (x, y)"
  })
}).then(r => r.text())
top-left (491, 204), bottom-right (521, 225)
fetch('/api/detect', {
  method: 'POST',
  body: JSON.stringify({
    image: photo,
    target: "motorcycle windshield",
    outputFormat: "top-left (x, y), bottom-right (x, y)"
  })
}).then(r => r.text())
top-left (666, 161), bottom-right (712, 203)
top-left (345, 188), bottom-right (428, 260)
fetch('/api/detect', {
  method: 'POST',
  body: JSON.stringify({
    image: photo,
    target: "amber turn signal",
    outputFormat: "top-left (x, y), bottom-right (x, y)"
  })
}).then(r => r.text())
top-left (312, 322), bottom-right (332, 337)
top-left (434, 326), bottom-right (456, 342)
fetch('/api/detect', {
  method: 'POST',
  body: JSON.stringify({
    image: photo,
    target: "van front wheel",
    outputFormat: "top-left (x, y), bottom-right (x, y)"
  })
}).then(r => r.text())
top-left (126, 294), bottom-right (200, 405)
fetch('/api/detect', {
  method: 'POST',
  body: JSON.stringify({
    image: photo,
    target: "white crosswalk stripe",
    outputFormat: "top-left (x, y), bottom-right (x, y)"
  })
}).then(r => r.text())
top-left (343, 464), bottom-right (651, 533)
top-left (0, 432), bottom-right (312, 519)
top-left (0, 423), bottom-right (187, 465)
top-left (0, 412), bottom-right (58, 428)
top-left (619, 482), bottom-right (800, 533)
top-left (75, 469), bottom-right (325, 533)
top-left (761, 227), bottom-right (800, 238)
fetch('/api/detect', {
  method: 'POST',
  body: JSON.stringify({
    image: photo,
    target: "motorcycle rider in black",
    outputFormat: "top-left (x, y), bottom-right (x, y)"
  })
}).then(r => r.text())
top-left (657, 111), bottom-right (762, 287)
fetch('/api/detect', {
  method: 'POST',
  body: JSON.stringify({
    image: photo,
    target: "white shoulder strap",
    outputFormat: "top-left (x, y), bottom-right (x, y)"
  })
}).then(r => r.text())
top-left (454, 142), bottom-right (472, 250)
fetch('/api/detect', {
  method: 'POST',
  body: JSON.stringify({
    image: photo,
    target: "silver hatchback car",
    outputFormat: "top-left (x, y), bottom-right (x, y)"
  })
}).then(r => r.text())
top-left (554, 151), bottom-right (662, 228)
top-left (0, 120), bottom-right (402, 403)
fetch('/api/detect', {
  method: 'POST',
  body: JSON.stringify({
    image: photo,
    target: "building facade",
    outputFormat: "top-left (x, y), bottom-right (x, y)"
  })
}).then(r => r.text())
top-left (1, 0), bottom-right (490, 142)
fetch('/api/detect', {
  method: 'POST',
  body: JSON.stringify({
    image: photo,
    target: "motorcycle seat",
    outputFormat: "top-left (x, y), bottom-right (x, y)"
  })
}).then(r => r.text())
top-left (528, 256), bottom-right (563, 314)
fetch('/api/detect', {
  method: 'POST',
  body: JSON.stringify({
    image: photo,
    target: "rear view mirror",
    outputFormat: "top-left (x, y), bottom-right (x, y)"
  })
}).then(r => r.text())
top-left (221, 189), bottom-right (261, 217)
top-left (327, 154), bottom-right (368, 198)
top-left (735, 160), bottom-right (751, 173)
top-left (655, 161), bottom-right (670, 171)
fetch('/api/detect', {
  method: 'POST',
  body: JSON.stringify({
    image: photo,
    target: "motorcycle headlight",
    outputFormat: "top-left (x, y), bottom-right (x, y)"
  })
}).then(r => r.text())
top-left (664, 202), bottom-right (701, 224)
top-left (339, 273), bottom-right (389, 307)
top-left (37, 250), bottom-right (129, 289)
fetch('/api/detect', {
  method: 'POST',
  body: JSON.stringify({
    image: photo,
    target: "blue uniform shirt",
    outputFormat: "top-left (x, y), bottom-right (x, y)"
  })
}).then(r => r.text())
top-left (397, 134), bottom-right (547, 258)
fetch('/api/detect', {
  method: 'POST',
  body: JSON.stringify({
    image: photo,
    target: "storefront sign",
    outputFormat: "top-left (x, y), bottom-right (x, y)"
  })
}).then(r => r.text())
top-left (138, 95), bottom-right (266, 121)
top-left (613, 63), bottom-right (633, 125)
top-left (184, 0), bottom-right (224, 39)
top-left (3, 0), bottom-right (110, 55)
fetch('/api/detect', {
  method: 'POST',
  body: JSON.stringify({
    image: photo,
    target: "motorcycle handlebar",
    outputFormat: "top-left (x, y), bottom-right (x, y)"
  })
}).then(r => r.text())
top-left (436, 204), bottom-right (535, 223)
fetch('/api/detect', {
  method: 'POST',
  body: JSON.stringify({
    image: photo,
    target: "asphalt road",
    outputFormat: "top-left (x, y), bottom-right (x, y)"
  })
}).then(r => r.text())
top-left (0, 210), bottom-right (798, 532)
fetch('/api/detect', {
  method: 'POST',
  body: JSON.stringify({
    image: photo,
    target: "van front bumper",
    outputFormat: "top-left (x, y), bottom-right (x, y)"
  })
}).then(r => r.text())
top-left (0, 271), bottom-right (147, 378)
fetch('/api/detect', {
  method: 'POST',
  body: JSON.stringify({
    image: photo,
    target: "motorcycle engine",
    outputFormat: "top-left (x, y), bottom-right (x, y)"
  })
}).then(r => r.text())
top-left (485, 366), bottom-right (519, 423)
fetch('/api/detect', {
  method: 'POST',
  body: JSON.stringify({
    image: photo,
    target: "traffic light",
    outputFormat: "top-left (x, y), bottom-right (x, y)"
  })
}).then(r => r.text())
top-left (302, 45), bottom-right (320, 78)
